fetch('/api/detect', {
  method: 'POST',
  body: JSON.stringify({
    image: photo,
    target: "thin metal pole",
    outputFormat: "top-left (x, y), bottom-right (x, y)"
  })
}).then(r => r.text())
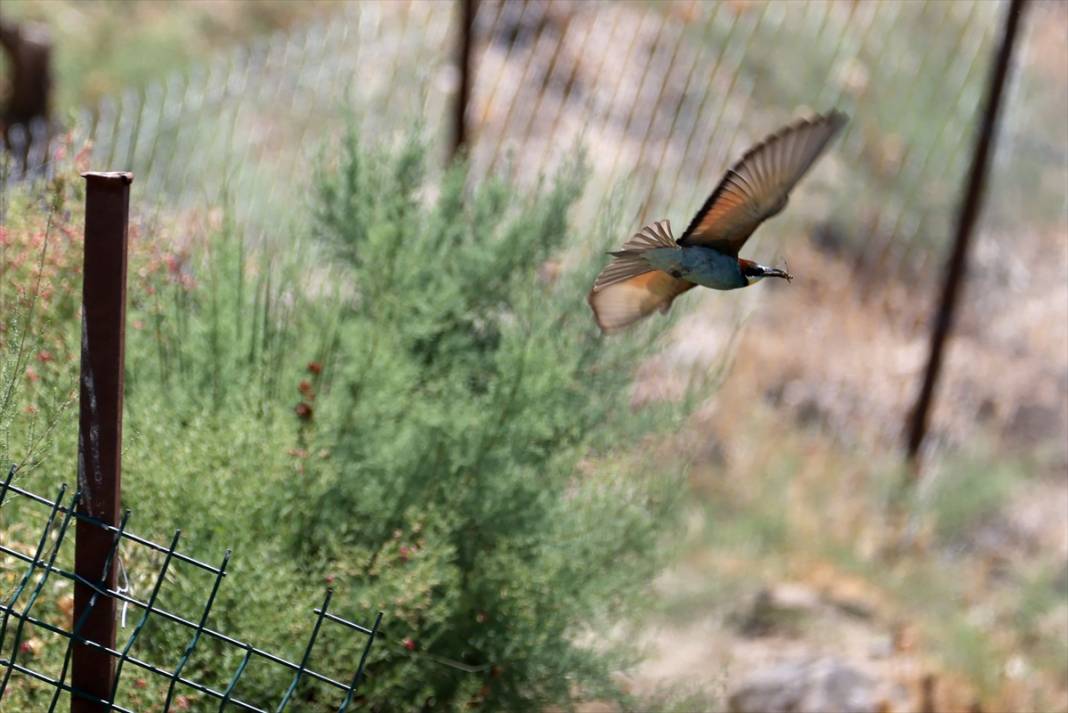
top-left (450, 0), bottom-right (476, 162)
top-left (0, 18), bottom-right (53, 169)
top-left (72, 171), bottom-right (133, 712)
top-left (905, 0), bottom-right (1027, 471)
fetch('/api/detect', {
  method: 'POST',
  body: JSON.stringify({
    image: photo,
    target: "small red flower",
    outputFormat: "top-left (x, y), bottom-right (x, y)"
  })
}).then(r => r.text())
top-left (75, 141), bottom-right (93, 173)
top-left (307, 361), bottom-right (323, 375)
top-left (165, 254), bottom-right (183, 276)
top-left (19, 637), bottom-right (43, 656)
top-left (36, 350), bottom-right (53, 363)
top-left (403, 638), bottom-right (416, 651)
top-left (295, 402), bottom-right (314, 421)
top-left (134, 678), bottom-right (147, 689)
top-left (298, 380), bottom-right (315, 399)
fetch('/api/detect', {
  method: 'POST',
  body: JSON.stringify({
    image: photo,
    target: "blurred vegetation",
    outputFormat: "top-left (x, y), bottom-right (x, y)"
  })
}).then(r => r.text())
top-left (0, 0), bottom-right (336, 111)
top-left (0, 130), bottom-right (704, 710)
top-left (658, 413), bottom-right (1068, 712)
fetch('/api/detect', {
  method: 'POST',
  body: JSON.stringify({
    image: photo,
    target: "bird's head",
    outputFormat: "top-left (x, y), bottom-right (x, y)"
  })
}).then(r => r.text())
top-left (740, 258), bottom-right (793, 286)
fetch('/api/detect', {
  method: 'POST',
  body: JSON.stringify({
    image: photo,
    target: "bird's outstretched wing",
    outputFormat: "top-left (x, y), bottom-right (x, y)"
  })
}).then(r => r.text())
top-left (587, 270), bottom-right (695, 334)
top-left (677, 111), bottom-right (847, 255)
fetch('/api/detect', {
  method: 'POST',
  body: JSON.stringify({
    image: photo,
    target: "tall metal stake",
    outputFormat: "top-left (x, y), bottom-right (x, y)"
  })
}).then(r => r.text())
top-left (72, 171), bottom-right (132, 712)
top-left (450, 0), bottom-right (476, 163)
top-left (905, 0), bottom-right (1027, 472)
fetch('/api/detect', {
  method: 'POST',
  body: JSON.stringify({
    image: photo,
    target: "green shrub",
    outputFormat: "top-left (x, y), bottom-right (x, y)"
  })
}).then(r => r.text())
top-left (289, 132), bottom-right (691, 709)
top-left (925, 454), bottom-right (1022, 545)
top-left (2, 132), bottom-right (696, 711)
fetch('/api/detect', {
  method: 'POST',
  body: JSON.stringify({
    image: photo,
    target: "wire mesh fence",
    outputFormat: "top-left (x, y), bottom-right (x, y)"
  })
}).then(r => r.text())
top-left (0, 466), bottom-right (382, 711)
top-left (6, 0), bottom-right (1042, 293)
top-left (468, 0), bottom-right (1017, 270)
top-left (3, 0), bottom-right (1008, 264)
top-left (3, 2), bottom-right (458, 234)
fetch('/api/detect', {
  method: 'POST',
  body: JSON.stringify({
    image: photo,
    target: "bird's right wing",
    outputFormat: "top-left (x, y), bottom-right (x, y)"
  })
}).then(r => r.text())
top-left (677, 111), bottom-right (847, 255)
top-left (587, 270), bottom-right (695, 334)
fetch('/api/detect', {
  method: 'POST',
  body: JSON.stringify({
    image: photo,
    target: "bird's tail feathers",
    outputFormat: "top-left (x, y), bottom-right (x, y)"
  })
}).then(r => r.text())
top-left (592, 255), bottom-right (654, 292)
top-left (613, 219), bottom-right (677, 255)
top-left (593, 220), bottom-right (677, 291)
top-left (587, 219), bottom-right (692, 334)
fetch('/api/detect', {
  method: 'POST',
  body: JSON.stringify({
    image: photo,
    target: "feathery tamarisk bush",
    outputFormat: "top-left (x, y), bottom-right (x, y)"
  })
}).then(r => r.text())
top-left (1, 131), bottom-right (701, 710)
top-left (293, 130), bottom-right (698, 709)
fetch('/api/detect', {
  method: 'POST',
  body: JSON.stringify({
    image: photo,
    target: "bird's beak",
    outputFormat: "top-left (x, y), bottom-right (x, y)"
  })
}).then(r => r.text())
top-left (762, 266), bottom-right (793, 282)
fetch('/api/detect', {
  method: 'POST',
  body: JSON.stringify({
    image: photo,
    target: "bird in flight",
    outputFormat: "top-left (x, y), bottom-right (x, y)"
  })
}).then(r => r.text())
top-left (588, 111), bottom-right (847, 333)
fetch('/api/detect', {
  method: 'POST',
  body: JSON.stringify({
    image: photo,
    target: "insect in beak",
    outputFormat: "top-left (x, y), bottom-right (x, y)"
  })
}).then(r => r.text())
top-left (762, 265), bottom-right (793, 282)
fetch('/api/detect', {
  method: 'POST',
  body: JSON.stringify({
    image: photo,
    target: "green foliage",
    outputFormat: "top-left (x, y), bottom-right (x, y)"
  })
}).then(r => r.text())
top-left (1013, 565), bottom-right (1068, 682)
top-left (2, 132), bottom-right (694, 710)
top-left (925, 454), bottom-right (1022, 545)
top-left (0, 173), bottom-right (85, 472)
top-left (1, 0), bottom-right (334, 110)
top-left (296, 131), bottom-right (690, 709)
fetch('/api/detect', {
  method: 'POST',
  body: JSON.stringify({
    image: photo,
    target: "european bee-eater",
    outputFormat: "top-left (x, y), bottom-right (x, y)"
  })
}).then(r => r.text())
top-left (588, 111), bottom-right (847, 333)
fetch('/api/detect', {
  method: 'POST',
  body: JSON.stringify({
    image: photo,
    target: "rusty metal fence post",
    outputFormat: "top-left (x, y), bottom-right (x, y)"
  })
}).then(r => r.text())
top-left (450, 0), bottom-right (476, 162)
top-left (72, 171), bottom-right (133, 712)
top-left (904, 0), bottom-right (1027, 472)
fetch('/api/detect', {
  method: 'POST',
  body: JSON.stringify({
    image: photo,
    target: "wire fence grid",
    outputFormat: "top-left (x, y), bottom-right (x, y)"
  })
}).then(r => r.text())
top-left (0, 466), bottom-right (382, 712)
top-left (3, 1), bottom-right (1015, 262)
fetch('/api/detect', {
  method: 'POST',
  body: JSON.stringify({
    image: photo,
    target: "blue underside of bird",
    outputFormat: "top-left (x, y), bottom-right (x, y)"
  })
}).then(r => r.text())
top-left (613, 228), bottom-right (788, 291)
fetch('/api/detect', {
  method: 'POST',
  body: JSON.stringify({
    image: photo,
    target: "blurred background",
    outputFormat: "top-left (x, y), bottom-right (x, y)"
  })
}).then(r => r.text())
top-left (1, 1), bottom-right (1066, 711)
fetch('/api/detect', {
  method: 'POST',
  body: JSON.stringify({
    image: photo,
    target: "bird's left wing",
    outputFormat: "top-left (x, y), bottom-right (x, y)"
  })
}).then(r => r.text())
top-left (678, 111), bottom-right (847, 255)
